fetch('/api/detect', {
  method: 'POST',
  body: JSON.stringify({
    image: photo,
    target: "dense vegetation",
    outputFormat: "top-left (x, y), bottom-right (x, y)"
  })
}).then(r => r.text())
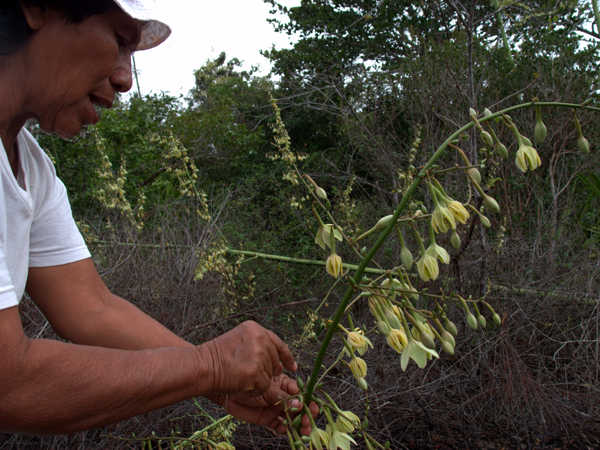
top-left (3, 0), bottom-right (600, 448)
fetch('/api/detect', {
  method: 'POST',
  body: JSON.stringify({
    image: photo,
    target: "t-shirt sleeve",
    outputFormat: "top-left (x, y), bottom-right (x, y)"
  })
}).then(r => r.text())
top-left (28, 174), bottom-right (91, 268)
top-left (0, 245), bottom-right (19, 310)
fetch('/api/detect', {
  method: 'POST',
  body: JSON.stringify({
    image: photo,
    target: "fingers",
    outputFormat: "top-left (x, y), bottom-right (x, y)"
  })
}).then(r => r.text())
top-left (265, 329), bottom-right (298, 372)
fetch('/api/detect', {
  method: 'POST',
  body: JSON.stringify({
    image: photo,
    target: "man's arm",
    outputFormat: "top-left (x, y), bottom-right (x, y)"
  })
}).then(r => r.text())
top-left (0, 304), bottom-right (208, 433)
top-left (26, 258), bottom-right (190, 350)
top-left (0, 258), bottom-right (304, 435)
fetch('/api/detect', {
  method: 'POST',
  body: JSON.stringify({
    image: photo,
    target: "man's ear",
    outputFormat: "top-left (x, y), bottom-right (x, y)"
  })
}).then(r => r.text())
top-left (19, 3), bottom-right (48, 31)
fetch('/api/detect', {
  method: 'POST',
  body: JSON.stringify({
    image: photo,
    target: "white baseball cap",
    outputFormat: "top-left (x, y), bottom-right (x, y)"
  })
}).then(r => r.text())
top-left (112, 0), bottom-right (171, 51)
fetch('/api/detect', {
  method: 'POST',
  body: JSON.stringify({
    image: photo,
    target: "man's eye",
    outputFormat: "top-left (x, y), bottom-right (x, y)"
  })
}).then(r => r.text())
top-left (116, 34), bottom-right (129, 47)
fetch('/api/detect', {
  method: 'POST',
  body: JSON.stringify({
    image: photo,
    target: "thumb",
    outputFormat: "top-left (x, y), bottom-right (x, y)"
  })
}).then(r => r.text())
top-left (262, 385), bottom-right (301, 412)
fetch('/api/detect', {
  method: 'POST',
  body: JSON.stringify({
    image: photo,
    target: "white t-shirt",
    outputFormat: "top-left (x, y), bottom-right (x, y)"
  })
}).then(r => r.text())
top-left (0, 128), bottom-right (91, 310)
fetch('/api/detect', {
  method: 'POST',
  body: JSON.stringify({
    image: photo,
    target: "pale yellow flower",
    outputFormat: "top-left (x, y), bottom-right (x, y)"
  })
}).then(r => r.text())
top-left (386, 328), bottom-right (408, 353)
top-left (432, 205), bottom-right (456, 234)
top-left (417, 253), bottom-right (439, 282)
top-left (349, 357), bottom-right (367, 379)
top-left (426, 242), bottom-right (450, 264)
top-left (515, 144), bottom-right (541, 172)
top-left (315, 224), bottom-right (343, 250)
top-left (346, 331), bottom-right (373, 355)
top-left (310, 428), bottom-right (330, 450)
top-left (400, 339), bottom-right (440, 371)
top-left (326, 254), bottom-right (343, 277)
top-left (336, 411), bottom-right (361, 433)
top-left (447, 201), bottom-right (469, 224)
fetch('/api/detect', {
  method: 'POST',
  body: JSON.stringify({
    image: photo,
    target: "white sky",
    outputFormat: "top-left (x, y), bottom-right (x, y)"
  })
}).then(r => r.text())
top-left (132, 0), bottom-right (300, 97)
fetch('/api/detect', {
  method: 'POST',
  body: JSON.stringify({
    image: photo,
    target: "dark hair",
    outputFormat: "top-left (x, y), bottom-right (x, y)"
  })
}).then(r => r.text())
top-left (0, 0), bottom-right (115, 54)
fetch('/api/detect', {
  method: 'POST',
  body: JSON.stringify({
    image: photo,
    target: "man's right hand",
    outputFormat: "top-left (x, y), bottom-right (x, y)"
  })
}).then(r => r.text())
top-left (196, 320), bottom-right (298, 397)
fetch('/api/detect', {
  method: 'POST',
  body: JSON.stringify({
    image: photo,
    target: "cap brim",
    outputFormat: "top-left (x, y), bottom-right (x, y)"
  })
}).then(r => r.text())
top-left (137, 20), bottom-right (171, 51)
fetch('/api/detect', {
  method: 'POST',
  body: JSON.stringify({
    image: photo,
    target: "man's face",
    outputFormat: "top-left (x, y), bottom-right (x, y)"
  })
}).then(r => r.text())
top-left (22, 5), bottom-right (142, 138)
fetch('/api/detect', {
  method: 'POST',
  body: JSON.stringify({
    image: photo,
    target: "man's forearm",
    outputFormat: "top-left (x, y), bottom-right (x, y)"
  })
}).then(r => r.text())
top-left (1, 335), bottom-right (209, 434)
top-left (65, 293), bottom-right (193, 350)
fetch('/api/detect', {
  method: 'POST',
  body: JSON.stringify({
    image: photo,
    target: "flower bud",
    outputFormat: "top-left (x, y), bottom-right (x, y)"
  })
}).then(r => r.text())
top-left (522, 135), bottom-right (533, 147)
top-left (377, 320), bottom-right (390, 336)
top-left (483, 195), bottom-right (500, 213)
top-left (477, 314), bottom-right (487, 328)
top-left (467, 167), bottom-right (481, 184)
top-left (469, 107), bottom-right (477, 116)
top-left (418, 328), bottom-right (436, 350)
top-left (493, 313), bottom-right (502, 325)
top-left (480, 214), bottom-right (491, 228)
top-left (360, 246), bottom-right (367, 256)
top-left (578, 136), bottom-right (590, 154)
top-left (401, 246), bottom-right (413, 270)
top-left (384, 308), bottom-right (402, 330)
top-left (316, 186), bottom-right (327, 201)
top-left (481, 130), bottom-right (494, 147)
top-left (374, 215), bottom-right (394, 230)
top-left (494, 142), bottom-right (508, 159)
top-left (445, 319), bottom-right (458, 337)
top-left (534, 120), bottom-right (547, 144)
top-left (441, 340), bottom-right (455, 356)
top-left (441, 329), bottom-right (456, 348)
top-left (467, 312), bottom-right (478, 330)
top-left (483, 108), bottom-right (493, 117)
top-left (451, 229), bottom-right (461, 250)
top-left (357, 377), bottom-right (368, 390)
top-left (362, 418), bottom-right (369, 430)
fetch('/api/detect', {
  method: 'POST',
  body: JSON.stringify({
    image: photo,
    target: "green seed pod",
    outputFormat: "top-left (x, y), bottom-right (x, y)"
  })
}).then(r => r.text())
top-left (493, 313), bottom-right (502, 325)
top-left (494, 142), bottom-right (509, 159)
top-left (467, 167), bottom-right (482, 184)
top-left (483, 108), bottom-right (493, 117)
top-left (385, 441), bottom-right (391, 449)
top-left (483, 195), bottom-right (500, 213)
top-left (481, 130), bottom-right (494, 147)
top-left (467, 312), bottom-right (478, 330)
top-left (360, 246), bottom-right (367, 256)
top-left (477, 314), bottom-right (487, 328)
top-left (578, 136), bottom-right (590, 154)
top-left (362, 418), bottom-right (369, 430)
top-left (301, 436), bottom-right (311, 443)
top-left (451, 229), bottom-right (461, 250)
top-left (419, 330), bottom-right (436, 350)
top-left (401, 246), bottom-right (413, 270)
top-left (293, 441), bottom-right (303, 448)
top-left (441, 340), bottom-right (455, 356)
top-left (297, 377), bottom-right (305, 390)
top-left (469, 108), bottom-right (477, 117)
top-left (357, 377), bottom-right (368, 390)
top-left (445, 319), bottom-right (458, 337)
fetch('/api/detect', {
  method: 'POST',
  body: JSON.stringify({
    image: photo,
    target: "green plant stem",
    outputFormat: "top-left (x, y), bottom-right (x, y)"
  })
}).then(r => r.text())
top-left (491, 0), bottom-right (513, 64)
top-left (302, 100), bottom-right (599, 409)
top-left (593, 0), bottom-right (600, 34)
top-left (225, 249), bottom-right (385, 274)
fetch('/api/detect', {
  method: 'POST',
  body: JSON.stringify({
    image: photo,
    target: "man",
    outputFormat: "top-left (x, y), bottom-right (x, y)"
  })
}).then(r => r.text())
top-left (0, 0), bottom-right (316, 435)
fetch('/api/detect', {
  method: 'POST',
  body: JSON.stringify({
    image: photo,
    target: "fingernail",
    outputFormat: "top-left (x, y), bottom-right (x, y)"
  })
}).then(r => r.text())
top-left (293, 362), bottom-right (298, 371)
top-left (290, 399), bottom-right (301, 409)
